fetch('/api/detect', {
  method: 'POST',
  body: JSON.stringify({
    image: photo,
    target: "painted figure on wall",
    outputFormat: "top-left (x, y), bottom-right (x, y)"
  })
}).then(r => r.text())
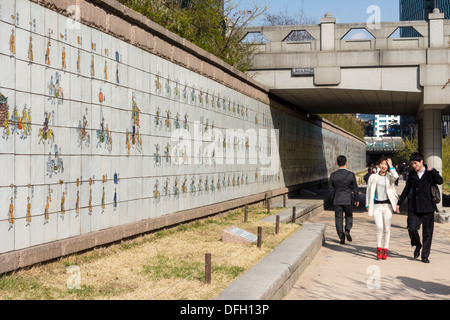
top-left (126, 94), bottom-right (142, 155)
top-left (154, 143), bottom-right (161, 167)
top-left (88, 178), bottom-right (93, 215)
top-left (46, 144), bottom-right (64, 178)
top-left (8, 197), bottom-right (14, 230)
top-left (26, 196), bottom-right (31, 226)
top-left (165, 77), bottom-right (171, 98)
top-left (91, 54), bottom-right (95, 77)
top-left (28, 36), bottom-right (33, 63)
top-left (173, 177), bottom-right (179, 197)
top-left (2, 105), bottom-right (32, 140)
top-left (164, 143), bottom-right (171, 165)
top-left (60, 192), bottom-right (66, 218)
top-left (182, 177), bottom-right (188, 194)
top-left (101, 175), bottom-right (106, 213)
top-left (163, 178), bottom-right (170, 197)
top-left (38, 111), bottom-right (54, 146)
top-left (45, 31), bottom-right (51, 66)
top-left (0, 93), bottom-right (9, 139)
top-left (48, 72), bottom-right (64, 105)
top-left (61, 47), bottom-right (66, 69)
top-left (96, 112), bottom-right (112, 151)
top-left (190, 177), bottom-right (196, 194)
top-left (113, 172), bottom-right (118, 211)
top-left (77, 50), bottom-right (81, 74)
top-left (44, 186), bottom-right (52, 225)
top-left (174, 112), bottom-right (180, 129)
top-left (99, 88), bottom-right (104, 104)
top-left (153, 179), bottom-right (160, 200)
top-left (155, 73), bottom-right (162, 95)
top-left (18, 105), bottom-right (31, 139)
top-left (75, 178), bottom-right (80, 217)
top-left (9, 29), bottom-right (15, 56)
top-left (77, 108), bottom-right (90, 148)
top-left (164, 110), bottom-right (171, 131)
top-left (154, 107), bottom-right (161, 130)
top-left (116, 63), bottom-right (119, 84)
top-left (174, 80), bottom-right (180, 100)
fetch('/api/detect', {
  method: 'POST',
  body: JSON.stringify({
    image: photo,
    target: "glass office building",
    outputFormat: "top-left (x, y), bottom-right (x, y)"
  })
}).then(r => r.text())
top-left (400, 0), bottom-right (450, 37)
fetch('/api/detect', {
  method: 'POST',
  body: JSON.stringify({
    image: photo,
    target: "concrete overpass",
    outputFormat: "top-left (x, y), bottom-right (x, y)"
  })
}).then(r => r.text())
top-left (365, 136), bottom-right (404, 154)
top-left (245, 10), bottom-right (450, 115)
top-left (245, 9), bottom-right (450, 214)
top-left (364, 136), bottom-right (404, 164)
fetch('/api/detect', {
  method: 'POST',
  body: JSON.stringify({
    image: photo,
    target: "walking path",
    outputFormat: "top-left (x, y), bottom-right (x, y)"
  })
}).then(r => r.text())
top-left (283, 181), bottom-right (450, 300)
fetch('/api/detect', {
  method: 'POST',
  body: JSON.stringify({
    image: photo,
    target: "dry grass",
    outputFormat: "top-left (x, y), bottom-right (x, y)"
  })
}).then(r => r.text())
top-left (0, 204), bottom-right (299, 300)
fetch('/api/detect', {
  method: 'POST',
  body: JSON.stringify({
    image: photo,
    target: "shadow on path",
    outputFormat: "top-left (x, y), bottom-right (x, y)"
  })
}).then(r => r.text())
top-left (397, 276), bottom-right (450, 296)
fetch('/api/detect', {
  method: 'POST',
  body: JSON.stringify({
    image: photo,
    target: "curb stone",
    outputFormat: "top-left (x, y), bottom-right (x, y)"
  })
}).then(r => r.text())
top-left (215, 223), bottom-right (326, 300)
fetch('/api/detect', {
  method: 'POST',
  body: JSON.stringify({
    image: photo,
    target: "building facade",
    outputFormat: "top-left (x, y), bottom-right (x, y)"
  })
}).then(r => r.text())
top-left (399, 0), bottom-right (450, 37)
top-left (357, 114), bottom-right (408, 138)
top-left (374, 115), bottom-right (401, 137)
top-left (400, 0), bottom-right (450, 20)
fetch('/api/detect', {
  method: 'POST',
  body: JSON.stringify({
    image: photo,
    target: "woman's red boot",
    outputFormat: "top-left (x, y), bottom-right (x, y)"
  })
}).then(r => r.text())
top-left (382, 248), bottom-right (387, 260)
top-left (377, 247), bottom-right (382, 260)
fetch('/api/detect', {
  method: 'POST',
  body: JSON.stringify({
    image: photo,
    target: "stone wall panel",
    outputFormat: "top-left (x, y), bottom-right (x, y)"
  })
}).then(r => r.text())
top-left (0, 0), bottom-right (365, 272)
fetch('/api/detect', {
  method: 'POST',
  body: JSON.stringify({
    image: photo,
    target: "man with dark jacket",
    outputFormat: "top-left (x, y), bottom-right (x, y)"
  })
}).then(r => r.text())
top-left (396, 152), bottom-right (443, 263)
top-left (329, 155), bottom-right (359, 244)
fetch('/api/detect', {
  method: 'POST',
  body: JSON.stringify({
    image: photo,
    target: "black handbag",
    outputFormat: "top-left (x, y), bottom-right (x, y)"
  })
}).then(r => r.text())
top-left (431, 184), bottom-right (440, 204)
top-left (431, 184), bottom-right (440, 213)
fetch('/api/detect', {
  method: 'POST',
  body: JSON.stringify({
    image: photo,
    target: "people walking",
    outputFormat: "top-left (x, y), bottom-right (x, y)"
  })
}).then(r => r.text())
top-left (396, 153), bottom-right (443, 263)
top-left (329, 155), bottom-right (359, 244)
top-left (365, 157), bottom-right (399, 260)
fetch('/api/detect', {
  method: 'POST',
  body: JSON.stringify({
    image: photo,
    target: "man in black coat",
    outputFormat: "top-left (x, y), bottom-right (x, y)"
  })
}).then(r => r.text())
top-left (329, 155), bottom-right (360, 244)
top-left (396, 152), bottom-right (443, 263)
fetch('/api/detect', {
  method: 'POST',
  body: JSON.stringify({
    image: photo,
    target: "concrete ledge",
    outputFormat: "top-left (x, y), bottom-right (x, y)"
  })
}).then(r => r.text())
top-left (266, 188), bottom-right (332, 224)
top-left (215, 223), bottom-right (326, 300)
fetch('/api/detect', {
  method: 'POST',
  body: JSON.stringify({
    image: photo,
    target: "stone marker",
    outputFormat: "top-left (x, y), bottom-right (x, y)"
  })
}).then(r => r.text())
top-left (222, 226), bottom-right (257, 244)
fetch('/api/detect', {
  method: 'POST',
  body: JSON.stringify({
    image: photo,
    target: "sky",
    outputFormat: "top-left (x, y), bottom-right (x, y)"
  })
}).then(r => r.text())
top-left (240, 0), bottom-right (400, 25)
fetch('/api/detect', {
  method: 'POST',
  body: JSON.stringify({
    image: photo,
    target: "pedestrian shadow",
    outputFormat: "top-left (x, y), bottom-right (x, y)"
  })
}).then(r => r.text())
top-left (397, 276), bottom-right (450, 296)
top-left (324, 238), bottom-right (377, 260)
top-left (324, 237), bottom-right (416, 261)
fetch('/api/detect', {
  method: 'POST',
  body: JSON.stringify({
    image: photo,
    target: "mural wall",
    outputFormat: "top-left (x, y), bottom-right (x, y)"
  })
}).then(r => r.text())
top-left (0, 0), bottom-right (365, 256)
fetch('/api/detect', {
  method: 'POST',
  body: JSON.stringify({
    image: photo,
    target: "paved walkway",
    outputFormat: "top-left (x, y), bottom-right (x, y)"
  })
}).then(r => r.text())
top-left (284, 181), bottom-right (450, 300)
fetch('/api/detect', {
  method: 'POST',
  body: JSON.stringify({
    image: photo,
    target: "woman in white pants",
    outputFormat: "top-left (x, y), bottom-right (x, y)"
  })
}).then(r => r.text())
top-left (365, 157), bottom-right (399, 260)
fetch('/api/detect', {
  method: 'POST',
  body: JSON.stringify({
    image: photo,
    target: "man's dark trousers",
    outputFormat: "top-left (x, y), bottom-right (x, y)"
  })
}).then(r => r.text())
top-left (329, 168), bottom-right (358, 243)
top-left (335, 205), bottom-right (353, 242)
top-left (407, 211), bottom-right (434, 260)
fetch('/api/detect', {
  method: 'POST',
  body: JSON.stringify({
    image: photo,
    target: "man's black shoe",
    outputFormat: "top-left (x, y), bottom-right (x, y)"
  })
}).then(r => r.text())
top-left (339, 239), bottom-right (345, 245)
top-left (345, 230), bottom-right (352, 242)
top-left (421, 258), bottom-right (430, 263)
top-left (414, 244), bottom-right (422, 259)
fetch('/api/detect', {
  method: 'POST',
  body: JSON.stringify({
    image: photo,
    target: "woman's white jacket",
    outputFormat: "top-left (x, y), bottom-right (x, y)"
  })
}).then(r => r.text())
top-left (365, 168), bottom-right (399, 216)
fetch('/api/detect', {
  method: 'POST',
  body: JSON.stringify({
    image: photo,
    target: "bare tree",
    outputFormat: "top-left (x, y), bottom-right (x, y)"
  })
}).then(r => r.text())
top-left (261, 3), bottom-right (316, 41)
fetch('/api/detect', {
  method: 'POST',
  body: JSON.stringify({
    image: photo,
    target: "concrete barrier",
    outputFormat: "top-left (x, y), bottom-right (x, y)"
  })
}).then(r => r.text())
top-left (215, 223), bottom-right (326, 300)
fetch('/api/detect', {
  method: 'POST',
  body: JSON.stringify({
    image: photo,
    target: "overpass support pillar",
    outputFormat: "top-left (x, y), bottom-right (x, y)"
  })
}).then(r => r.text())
top-left (420, 109), bottom-right (450, 222)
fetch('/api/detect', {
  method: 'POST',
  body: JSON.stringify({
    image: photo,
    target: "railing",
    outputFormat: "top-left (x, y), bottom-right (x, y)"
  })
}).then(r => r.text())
top-left (243, 10), bottom-right (450, 54)
top-left (364, 137), bottom-right (403, 153)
